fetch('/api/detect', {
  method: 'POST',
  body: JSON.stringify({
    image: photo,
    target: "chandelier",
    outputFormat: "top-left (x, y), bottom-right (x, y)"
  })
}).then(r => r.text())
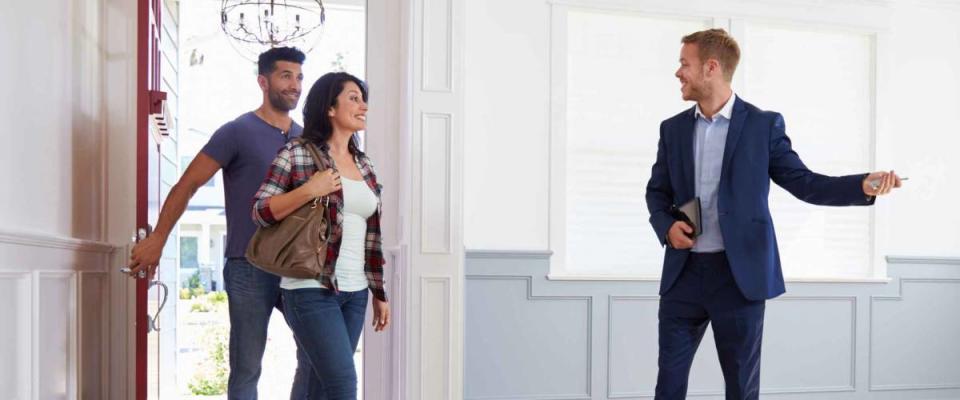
top-left (220, 0), bottom-right (326, 62)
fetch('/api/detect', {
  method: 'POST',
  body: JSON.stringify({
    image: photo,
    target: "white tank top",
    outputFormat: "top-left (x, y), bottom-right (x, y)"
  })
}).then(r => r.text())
top-left (280, 177), bottom-right (378, 291)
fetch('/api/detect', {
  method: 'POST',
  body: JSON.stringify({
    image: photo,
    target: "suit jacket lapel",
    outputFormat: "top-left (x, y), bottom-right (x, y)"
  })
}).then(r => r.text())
top-left (677, 106), bottom-right (696, 200)
top-left (721, 97), bottom-right (747, 185)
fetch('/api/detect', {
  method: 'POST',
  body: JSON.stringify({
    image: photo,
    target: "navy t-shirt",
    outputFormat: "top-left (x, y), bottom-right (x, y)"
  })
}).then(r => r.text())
top-left (201, 112), bottom-right (302, 258)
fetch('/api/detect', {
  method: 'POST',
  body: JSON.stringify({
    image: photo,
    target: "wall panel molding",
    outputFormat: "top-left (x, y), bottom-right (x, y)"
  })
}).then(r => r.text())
top-left (606, 295), bottom-right (657, 399)
top-left (421, 0), bottom-right (453, 91)
top-left (869, 278), bottom-right (960, 392)
top-left (764, 296), bottom-right (858, 394)
top-left (420, 112), bottom-right (453, 254)
top-left (0, 232), bottom-right (119, 400)
top-left (0, 229), bottom-right (115, 255)
top-left (465, 275), bottom-right (593, 399)
top-left (421, 276), bottom-right (453, 400)
top-left (408, 0), bottom-right (465, 395)
top-left (466, 251), bottom-right (960, 400)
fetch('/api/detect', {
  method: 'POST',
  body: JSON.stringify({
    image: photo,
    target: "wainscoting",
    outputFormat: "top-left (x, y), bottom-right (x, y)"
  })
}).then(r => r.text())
top-left (0, 230), bottom-right (127, 400)
top-left (465, 251), bottom-right (960, 400)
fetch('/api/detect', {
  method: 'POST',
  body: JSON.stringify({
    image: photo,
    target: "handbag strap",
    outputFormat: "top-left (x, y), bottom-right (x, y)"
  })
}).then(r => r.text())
top-left (303, 140), bottom-right (331, 207)
top-left (302, 140), bottom-right (327, 170)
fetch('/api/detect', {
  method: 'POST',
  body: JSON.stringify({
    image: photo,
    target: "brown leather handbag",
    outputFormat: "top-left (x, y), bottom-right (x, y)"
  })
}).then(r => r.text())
top-left (245, 141), bottom-right (331, 279)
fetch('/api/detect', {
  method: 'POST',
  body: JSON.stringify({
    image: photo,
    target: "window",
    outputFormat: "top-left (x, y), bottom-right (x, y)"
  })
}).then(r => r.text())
top-left (739, 23), bottom-right (874, 278)
top-left (180, 236), bottom-right (199, 268)
top-left (552, 9), bottom-right (877, 279)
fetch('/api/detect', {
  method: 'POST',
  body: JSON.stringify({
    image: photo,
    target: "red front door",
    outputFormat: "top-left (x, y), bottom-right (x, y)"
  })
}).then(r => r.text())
top-left (136, 0), bottom-right (169, 398)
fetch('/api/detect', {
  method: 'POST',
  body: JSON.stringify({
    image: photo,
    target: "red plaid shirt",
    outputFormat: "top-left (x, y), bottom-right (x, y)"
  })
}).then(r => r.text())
top-left (252, 138), bottom-right (387, 301)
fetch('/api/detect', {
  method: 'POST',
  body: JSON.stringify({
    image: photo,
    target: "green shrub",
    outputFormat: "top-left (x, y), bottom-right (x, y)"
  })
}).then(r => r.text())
top-left (188, 325), bottom-right (229, 395)
top-left (191, 286), bottom-right (206, 298)
top-left (207, 291), bottom-right (228, 305)
top-left (187, 271), bottom-right (201, 289)
top-left (190, 301), bottom-right (211, 313)
top-left (187, 374), bottom-right (226, 396)
top-left (179, 288), bottom-right (192, 300)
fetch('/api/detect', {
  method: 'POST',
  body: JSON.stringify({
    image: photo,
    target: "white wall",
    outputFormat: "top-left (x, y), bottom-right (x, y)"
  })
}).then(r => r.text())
top-left (0, 0), bottom-right (107, 241)
top-left (463, 0), bottom-right (552, 251)
top-left (882, 2), bottom-right (960, 257)
top-left (463, 0), bottom-right (960, 261)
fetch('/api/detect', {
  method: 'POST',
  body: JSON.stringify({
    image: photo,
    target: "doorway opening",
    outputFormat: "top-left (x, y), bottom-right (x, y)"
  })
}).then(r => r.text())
top-left (165, 1), bottom-right (368, 398)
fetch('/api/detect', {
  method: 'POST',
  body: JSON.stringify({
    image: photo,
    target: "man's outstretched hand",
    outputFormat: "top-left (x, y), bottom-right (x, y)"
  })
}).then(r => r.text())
top-left (863, 170), bottom-right (903, 197)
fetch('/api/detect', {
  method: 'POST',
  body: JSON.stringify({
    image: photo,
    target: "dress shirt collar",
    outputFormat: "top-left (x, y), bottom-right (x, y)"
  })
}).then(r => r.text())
top-left (695, 93), bottom-right (736, 122)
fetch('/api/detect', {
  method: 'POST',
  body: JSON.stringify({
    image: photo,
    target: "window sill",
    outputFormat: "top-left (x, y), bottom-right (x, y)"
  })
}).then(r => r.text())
top-left (547, 273), bottom-right (892, 284)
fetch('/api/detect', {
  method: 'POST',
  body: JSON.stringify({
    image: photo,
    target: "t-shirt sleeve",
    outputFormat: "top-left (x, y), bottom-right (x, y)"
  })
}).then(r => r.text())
top-left (201, 123), bottom-right (237, 168)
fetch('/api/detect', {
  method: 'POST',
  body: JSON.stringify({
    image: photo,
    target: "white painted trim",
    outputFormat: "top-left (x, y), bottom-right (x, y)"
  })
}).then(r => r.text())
top-left (78, 271), bottom-right (112, 400)
top-left (419, 276), bottom-right (453, 400)
top-left (408, 0), bottom-right (464, 395)
top-left (420, 0), bottom-right (453, 92)
top-left (0, 229), bottom-right (116, 254)
top-left (69, 272), bottom-right (79, 400)
top-left (886, 256), bottom-right (960, 265)
top-left (547, 0), bottom-right (892, 31)
top-left (394, 245), bottom-right (409, 400)
top-left (547, 2), bottom-right (569, 276)
top-left (549, 274), bottom-right (661, 282)
top-left (364, 0), bottom-right (414, 396)
top-left (419, 112), bottom-right (454, 254)
top-left (31, 271), bottom-right (39, 400)
top-left (549, 273), bottom-right (891, 283)
top-left (0, 272), bottom-right (32, 399)
top-left (466, 249), bottom-right (553, 259)
top-left (905, 0), bottom-right (960, 11)
top-left (784, 277), bottom-right (891, 284)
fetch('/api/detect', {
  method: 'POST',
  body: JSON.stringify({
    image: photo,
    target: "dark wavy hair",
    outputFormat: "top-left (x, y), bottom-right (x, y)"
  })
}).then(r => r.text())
top-left (301, 72), bottom-right (368, 154)
top-left (257, 47), bottom-right (306, 76)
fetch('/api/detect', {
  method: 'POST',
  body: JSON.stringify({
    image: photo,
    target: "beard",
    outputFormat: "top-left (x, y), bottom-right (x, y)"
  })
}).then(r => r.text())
top-left (690, 68), bottom-right (715, 100)
top-left (682, 76), bottom-right (710, 102)
top-left (267, 86), bottom-right (299, 111)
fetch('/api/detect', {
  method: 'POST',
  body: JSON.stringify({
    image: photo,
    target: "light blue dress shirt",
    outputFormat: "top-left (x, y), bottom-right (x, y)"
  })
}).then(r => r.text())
top-left (691, 93), bottom-right (736, 253)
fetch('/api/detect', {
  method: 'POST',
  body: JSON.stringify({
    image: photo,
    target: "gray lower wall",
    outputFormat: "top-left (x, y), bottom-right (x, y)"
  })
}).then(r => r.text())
top-left (464, 252), bottom-right (960, 400)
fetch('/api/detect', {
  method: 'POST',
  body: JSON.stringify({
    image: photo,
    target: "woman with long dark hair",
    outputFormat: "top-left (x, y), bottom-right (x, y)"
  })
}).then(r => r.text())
top-left (252, 72), bottom-right (389, 399)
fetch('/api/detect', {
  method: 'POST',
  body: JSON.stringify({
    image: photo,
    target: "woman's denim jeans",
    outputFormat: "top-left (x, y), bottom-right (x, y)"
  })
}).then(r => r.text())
top-left (283, 287), bottom-right (368, 400)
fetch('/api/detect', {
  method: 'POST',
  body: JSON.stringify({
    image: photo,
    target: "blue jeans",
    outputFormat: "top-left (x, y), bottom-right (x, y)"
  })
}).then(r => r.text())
top-left (222, 258), bottom-right (312, 400)
top-left (282, 287), bottom-right (368, 400)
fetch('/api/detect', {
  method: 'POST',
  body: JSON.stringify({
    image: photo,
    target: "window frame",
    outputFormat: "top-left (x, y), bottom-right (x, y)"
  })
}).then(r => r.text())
top-left (547, 1), bottom-right (893, 281)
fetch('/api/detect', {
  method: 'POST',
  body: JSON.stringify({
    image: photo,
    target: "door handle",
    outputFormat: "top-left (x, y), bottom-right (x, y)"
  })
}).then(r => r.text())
top-left (120, 224), bottom-right (155, 278)
top-left (133, 225), bottom-right (153, 242)
top-left (147, 280), bottom-right (169, 333)
top-left (120, 267), bottom-right (147, 279)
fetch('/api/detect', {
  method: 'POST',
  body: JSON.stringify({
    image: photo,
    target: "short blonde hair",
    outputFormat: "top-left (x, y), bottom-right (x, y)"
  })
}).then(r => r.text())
top-left (682, 29), bottom-right (741, 82)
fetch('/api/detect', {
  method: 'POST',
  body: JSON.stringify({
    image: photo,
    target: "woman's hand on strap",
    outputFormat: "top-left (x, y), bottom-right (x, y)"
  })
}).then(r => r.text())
top-left (302, 168), bottom-right (341, 198)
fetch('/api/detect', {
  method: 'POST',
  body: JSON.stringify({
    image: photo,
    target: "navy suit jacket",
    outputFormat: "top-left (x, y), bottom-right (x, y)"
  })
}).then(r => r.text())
top-left (645, 97), bottom-right (875, 301)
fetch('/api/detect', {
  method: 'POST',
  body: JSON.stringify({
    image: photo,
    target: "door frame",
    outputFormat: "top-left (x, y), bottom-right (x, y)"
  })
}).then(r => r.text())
top-left (135, 0), bottom-right (164, 398)
top-left (126, 0), bottom-right (468, 398)
top-left (363, 0), bottom-right (466, 398)
top-left (362, 0), bottom-right (409, 398)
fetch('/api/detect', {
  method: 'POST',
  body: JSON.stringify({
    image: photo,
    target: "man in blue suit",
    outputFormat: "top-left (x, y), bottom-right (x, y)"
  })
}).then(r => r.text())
top-left (645, 29), bottom-right (901, 400)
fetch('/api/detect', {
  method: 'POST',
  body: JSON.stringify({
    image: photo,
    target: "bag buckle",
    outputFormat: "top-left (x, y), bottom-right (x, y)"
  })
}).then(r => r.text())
top-left (310, 196), bottom-right (330, 209)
